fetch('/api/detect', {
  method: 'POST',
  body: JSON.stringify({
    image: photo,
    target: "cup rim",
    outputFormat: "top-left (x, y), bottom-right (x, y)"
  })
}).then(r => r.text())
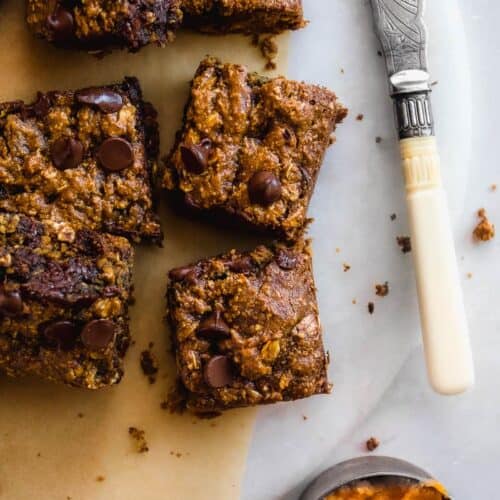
top-left (300, 456), bottom-right (450, 500)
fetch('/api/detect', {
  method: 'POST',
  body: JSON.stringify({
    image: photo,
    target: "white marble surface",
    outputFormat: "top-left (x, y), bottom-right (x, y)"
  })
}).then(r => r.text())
top-left (243, 1), bottom-right (499, 499)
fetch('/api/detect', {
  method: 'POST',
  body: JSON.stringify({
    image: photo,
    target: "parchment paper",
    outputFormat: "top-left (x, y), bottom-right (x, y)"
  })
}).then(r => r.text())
top-left (0, 2), bottom-right (288, 499)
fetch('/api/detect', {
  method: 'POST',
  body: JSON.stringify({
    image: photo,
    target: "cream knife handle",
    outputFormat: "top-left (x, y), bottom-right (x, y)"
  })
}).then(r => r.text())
top-left (401, 136), bottom-right (474, 395)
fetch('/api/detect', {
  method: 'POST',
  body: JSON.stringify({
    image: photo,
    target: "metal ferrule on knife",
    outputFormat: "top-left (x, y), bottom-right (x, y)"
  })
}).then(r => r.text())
top-left (390, 69), bottom-right (434, 138)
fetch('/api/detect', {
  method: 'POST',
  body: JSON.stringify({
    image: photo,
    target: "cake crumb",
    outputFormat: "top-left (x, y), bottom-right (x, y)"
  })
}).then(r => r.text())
top-left (368, 302), bottom-right (375, 314)
top-left (397, 236), bottom-right (412, 253)
top-left (96, 476), bottom-right (105, 482)
top-left (343, 263), bottom-right (351, 272)
top-left (37, 452), bottom-right (41, 457)
top-left (253, 34), bottom-right (278, 70)
top-left (467, 272), bottom-right (473, 279)
top-left (375, 282), bottom-right (389, 297)
top-left (490, 184), bottom-right (497, 192)
top-left (128, 427), bottom-right (149, 453)
top-left (302, 415), bottom-right (308, 421)
top-left (390, 213), bottom-right (397, 221)
top-left (356, 113), bottom-right (364, 121)
top-left (352, 299), bottom-right (357, 305)
top-left (335, 247), bottom-right (341, 254)
top-left (473, 208), bottom-right (495, 242)
top-left (366, 437), bottom-right (380, 452)
top-left (77, 412), bottom-right (84, 418)
top-left (375, 136), bottom-right (382, 144)
top-left (140, 347), bottom-right (159, 384)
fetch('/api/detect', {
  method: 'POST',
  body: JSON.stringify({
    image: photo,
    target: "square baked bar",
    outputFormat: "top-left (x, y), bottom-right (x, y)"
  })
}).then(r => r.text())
top-left (182, 0), bottom-right (305, 33)
top-left (163, 57), bottom-right (347, 242)
top-left (0, 77), bottom-right (161, 244)
top-left (26, 0), bottom-right (183, 52)
top-left (167, 239), bottom-right (330, 414)
top-left (0, 213), bottom-right (133, 389)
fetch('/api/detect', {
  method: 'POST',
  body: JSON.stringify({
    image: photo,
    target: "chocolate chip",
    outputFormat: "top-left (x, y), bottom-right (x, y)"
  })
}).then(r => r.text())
top-left (81, 319), bottom-right (116, 349)
top-left (46, 6), bottom-right (74, 41)
top-left (168, 266), bottom-right (197, 283)
top-left (227, 256), bottom-right (253, 273)
top-left (248, 171), bottom-right (282, 206)
top-left (43, 321), bottom-right (79, 350)
top-left (204, 355), bottom-right (234, 388)
top-left (276, 249), bottom-right (298, 270)
top-left (180, 140), bottom-right (211, 174)
top-left (0, 286), bottom-right (22, 316)
top-left (50, 137), bottom-right (84, 170)
top-left (197, 311), bottom-right (231, 340)
top-left (98, 137), bottom-right (134, 172)
top-left (75, 89), bottom-right (123, 114)
top-left (31, 93), bottom-right (51, 119)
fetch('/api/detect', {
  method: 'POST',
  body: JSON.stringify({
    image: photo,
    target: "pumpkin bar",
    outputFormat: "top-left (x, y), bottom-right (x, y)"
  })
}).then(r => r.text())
top-left (182, 0), bottom-right (306, 34)
top-left (0, 213), bottom-right (133, 389)
top-left (166, 239), bottom-right (330, 414)
top-left (163, 57), bottom-right (347, 242)
top-left (0, 77), bottom-right (161, 244)
top-left (26, 0), bottom-right (183, 52)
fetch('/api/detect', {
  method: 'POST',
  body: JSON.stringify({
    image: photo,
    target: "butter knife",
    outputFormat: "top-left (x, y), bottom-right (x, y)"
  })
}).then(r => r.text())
top-left (370, 0), bottom-right (474, 394)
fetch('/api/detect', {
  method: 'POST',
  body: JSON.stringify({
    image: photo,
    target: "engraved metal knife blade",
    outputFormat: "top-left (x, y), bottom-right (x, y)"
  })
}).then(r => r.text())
top-left (369, 0), bottom-right (475, 394)
top-left (371, 0), bottom-right (433, 138)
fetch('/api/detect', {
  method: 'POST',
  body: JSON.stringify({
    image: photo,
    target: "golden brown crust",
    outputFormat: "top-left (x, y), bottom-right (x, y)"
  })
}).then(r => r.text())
top-left (166, 239), bottom-right (330, 413)
top-left (182, 0), bottom-right (305, 33)
top-left (164, 57), bottom-right (347, 241)
top-left (0, 213), bottom-right (133, 389)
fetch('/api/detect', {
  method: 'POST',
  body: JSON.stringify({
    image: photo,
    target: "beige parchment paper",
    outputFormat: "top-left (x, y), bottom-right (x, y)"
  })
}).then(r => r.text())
top-left (0, 2), bottom-right (289, 499)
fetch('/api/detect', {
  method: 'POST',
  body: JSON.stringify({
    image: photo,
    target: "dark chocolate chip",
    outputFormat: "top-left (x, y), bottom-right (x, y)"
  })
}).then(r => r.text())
top-left (204, 355), bottom-right (234, 388)
top-left (276, 249), bottom-right (298, 270)
top-left (98, 137), bottom-right (134, 172)
top-left (168, 266), bottom-right (197, 283)
top-left (0, 286), bottom-right (22, 316)
top-left (46, 6), bottom-right (74, 41)
top-left (43, 321), bottom-right (79, 350)
top-left (197, 311), bottom-right (231, 340)
top-left (31, 93), bottom-right (51, 119)
top-left (248, 171), bottom-right (282, 206)
top-left (227, 256), bottom-right (253, 273)
top-left (50, 137), bottom-right (84, 170)
top-left (180, 140), bottom-right (211, 174)
top-left (81, 319), bottom-right (116, 349)
top-left (75, 89), bottom-right (123, 114)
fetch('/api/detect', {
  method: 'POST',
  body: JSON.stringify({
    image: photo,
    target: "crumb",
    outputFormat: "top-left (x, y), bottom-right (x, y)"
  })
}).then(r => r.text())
top-left (390, 213), bottom-right (397, 221)
top-left (130, 340), bottom-right (136, 346)
top-left (375, 136), bottom-right (382, 143)
top-left (366, 437), bottom-right (380, 452)
top-left (368, 302), bottom-right (375, 314)
top-left (160, 400), bottom-right (168, 410)
top-left (302, 415), bottom-right (308, 421)
top-left (255, 35), bottom-right (278, 70)
top-left (467, 272), bottom-right (473, 279)
top-left (397, 236), bottom-right (412, 254)
top-left (491, 184), bottom-right (497, 192)
top-left (328, 135), bottom-right (335, 146)
top-left (148, 341), bottom-right (154, 349)
top-left (140, 348), bottom-right (159, 384)
top-left (210, 422), bottom-right (217, 428)
top-left (356, 113), bottom-right (364, 121)
top-left (128, 427), bottom-right (149, 453)
top-left (352, 299), bottom-right (357, 304)
top-left (335, 247), bottom-right (341, 254)
top-left (37, 452), bottom-right (41, 457)
top-left (431, 80), bottom-right (439, 86)
top-left (176, 452), bottom-right (182, 458)
top-left (77, 412), bottom-right (84, 418)
top-left (343, 263), bottom-right (351, 272)
top-left (377, 50), bottom-right (383, 57)
top-left (340, 68), bottom-right (345, 74)
top-left (375, 282), bottom-right (389, 297)
top-left (96, 476), bottom-right (105, 482)
top-left (164, 381), bottom-right (188, 414)
top-left (473, 208), bottom-right (495, 242)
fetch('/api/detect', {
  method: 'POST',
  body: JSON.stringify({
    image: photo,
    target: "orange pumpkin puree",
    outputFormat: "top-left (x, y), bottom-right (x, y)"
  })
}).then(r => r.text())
top-left (325, 480), bottom-right (448, 500)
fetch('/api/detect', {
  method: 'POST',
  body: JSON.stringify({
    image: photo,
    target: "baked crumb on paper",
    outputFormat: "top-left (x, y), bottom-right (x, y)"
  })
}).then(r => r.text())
top-left (473, 208), bottom-right (495, 242)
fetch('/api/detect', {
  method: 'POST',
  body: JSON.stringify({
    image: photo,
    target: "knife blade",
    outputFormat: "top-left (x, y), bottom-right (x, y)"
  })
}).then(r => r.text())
top-left (370, 0), bottom-right (474, 394)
